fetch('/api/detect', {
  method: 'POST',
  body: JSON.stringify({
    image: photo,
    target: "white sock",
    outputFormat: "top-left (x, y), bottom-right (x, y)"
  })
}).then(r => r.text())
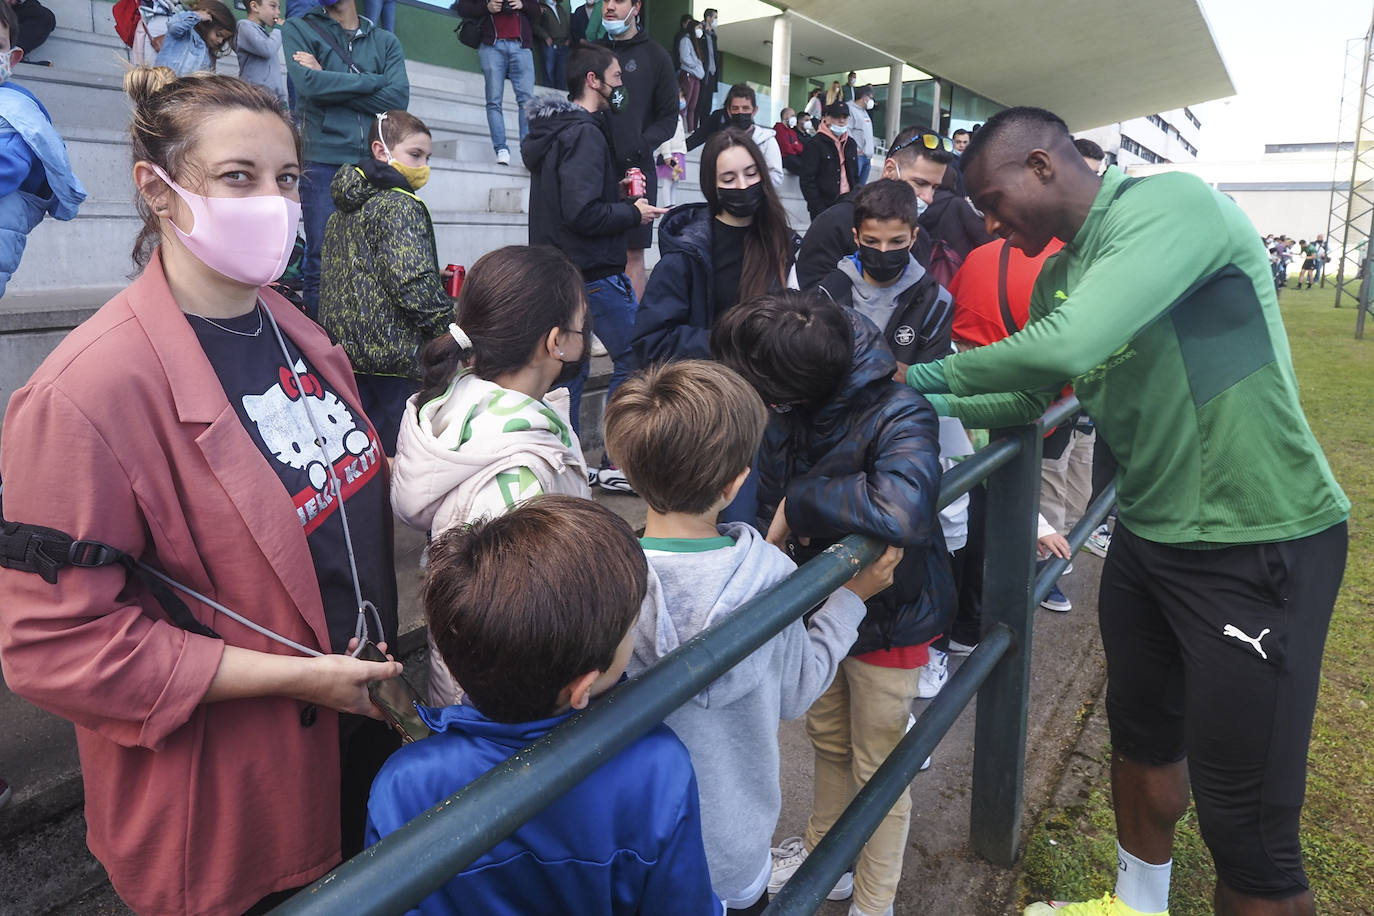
top-left (1114, 841), bottom-right (1171, 913)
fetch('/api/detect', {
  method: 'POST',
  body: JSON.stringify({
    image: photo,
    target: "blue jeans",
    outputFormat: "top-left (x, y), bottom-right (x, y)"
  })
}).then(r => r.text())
top-left (478, 40), bottom-right (535, 153)
top-left (564, 273), bottom-right (636, 438)
top-left (300, 160), bottom-right (339, 323)
top-left (363, 0), bottom-right (395, 31)
top-left (857, 154), bottom-right (871, 185)
top-left (541, 41), bottom-right (567, 90)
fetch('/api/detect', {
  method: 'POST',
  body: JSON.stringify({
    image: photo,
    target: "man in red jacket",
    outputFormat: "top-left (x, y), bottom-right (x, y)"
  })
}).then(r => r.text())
top-left (774, 106), bottom-right (805, 174)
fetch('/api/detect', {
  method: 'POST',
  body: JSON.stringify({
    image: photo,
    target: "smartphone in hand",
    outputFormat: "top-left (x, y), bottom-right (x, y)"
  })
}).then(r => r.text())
top-left (357, 641), bottom-right (432, 744)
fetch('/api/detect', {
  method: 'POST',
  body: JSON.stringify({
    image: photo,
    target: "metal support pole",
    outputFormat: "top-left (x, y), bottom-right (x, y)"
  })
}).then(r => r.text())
top-left (769, 15), bottom-right (792, 125)
top-left (885, 65), bottom-right (903, 148)
top-left (929, 78), bottom-right (942, 132)
top-left (969, 422), bottom-right (1041, 866)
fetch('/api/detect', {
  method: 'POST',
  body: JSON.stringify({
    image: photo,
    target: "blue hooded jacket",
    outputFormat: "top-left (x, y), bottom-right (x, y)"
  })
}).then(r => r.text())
top-left (755, 312), bottom-right (956, 655)
top-left (366, 703), bottom-right (722, 916)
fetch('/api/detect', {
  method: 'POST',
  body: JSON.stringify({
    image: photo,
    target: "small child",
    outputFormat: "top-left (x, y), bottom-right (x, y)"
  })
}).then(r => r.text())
top-left (0, 0), bottom-right (85, 297)
top-left (321, 109), bottom-right (451, 455)
top-left (155, 0), bottom-right (235, 76)
top-left (711, 291), bottom-right (955, 916)
top-left (235, 0), bottom-right (288, 104)
top-left (366, 495), bottom-right (721, 916)
top-left (816, 178), bottom-right (953, 375)
top-left (605, 359), bottom-right (900, 915)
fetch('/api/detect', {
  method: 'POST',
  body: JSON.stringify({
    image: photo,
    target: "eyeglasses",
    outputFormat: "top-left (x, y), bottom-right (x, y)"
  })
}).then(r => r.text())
top-left (888, 132), bottom-right (954, 157)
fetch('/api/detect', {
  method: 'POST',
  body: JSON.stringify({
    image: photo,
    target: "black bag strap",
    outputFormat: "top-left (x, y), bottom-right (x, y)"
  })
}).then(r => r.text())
top-left (0, 515), bottom-right (221, 639)
top-left (304, 16), bottom-right (361, 74)
top-left (996, 239), bottom-right (1018, 336)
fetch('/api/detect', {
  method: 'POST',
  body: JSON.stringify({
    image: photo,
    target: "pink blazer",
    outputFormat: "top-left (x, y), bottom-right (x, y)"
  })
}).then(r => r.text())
top-left (0, 253), bottom-right (386, 916)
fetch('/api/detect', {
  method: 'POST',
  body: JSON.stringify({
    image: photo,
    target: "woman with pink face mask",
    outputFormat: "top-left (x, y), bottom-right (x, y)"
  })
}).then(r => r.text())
top-left (0, 66), bottom-right (405, 915)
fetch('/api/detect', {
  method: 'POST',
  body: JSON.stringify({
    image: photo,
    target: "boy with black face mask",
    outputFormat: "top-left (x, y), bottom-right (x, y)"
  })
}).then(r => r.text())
top-left (816, 179), bottom-right (954, 376)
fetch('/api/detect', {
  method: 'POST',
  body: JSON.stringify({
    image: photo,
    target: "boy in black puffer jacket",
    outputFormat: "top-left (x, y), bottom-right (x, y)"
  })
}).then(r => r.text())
top-left (711, 290), bottom-right (953, 916)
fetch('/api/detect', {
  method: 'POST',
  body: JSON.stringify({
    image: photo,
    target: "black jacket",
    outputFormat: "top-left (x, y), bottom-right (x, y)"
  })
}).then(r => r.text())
top-left (799, 130), bottom-right (859, 218)
top-left (684, 106), bottom-right (731, 150)
top-left (795, 197), bottom-right (933, 291)
top-left (816, 258), bottom-right (954, 367)
top-left (917, 188), bottom-right (994, 260)
top-left (521, 97), bottom-right (640, 280)
top-left (756, 314), bottom-right (955, 656)
top-left (631, 203), bottom-right (793, 366)
top-left (456, 0), bottom-right (539, 49)
top-left (599, 27), bottom-right (680, 173)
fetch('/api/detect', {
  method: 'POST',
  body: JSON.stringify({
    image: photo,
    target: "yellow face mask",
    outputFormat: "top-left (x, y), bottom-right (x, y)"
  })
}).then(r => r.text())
top-left (389, 159), bottom-right (430, 191)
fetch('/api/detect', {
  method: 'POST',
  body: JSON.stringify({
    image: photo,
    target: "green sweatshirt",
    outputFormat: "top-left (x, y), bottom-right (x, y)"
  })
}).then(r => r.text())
top-left (907, 167), bottom-right (1348, 546)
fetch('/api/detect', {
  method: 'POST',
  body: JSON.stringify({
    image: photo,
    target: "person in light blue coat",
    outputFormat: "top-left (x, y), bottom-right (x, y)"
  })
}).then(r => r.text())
top-left (0, 2), bottom-right (85, 298)
top-left (155, 1), bottom-right (236, 76)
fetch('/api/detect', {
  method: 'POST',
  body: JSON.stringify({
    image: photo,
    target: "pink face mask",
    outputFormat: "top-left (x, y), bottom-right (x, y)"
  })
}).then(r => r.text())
top-left (149, 163), bottom-right (301, 287)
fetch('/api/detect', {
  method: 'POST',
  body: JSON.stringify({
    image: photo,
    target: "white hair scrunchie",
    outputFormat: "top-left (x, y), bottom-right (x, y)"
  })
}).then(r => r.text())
top-left (449, 323), bottom-right (473, 350)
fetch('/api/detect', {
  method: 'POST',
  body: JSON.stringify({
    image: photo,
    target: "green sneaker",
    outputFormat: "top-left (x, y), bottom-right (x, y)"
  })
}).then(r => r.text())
top-left (1024, 893), bottom-right (1167, 916)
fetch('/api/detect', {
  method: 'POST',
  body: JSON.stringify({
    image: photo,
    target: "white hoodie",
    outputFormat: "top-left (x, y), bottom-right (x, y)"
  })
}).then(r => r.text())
top-left (391, 371), bottom-right (591, 705)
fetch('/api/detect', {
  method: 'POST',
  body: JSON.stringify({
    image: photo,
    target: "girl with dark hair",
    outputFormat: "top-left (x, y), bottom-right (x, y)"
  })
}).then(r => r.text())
top-left (632, 129), bottom-right (795, 366)
top-left (676, 17), bottom-right (705, 132)
top-left (0, 67), bottom-right (403, 915)
top-left (156, 0), bottom-right (237, 76)
top-left (390, 244), bottom-right (593, 707)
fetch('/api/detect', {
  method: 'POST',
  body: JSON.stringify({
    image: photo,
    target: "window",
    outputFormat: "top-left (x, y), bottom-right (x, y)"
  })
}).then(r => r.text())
top-left (1184, 107), bottom-right (1202, 130)
top-left (1120, 135), bottom-right (1168, 164)
top-left (1147, 113), bottom-right (1170, 133)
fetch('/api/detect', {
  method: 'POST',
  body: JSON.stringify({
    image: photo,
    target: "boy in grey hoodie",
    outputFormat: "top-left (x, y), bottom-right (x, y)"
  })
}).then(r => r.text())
top-left (605, 360), bottom-right (902, 914)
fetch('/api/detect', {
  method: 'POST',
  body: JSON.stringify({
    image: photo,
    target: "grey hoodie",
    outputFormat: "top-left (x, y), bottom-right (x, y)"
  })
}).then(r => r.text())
top-left (837, 251), bottom-right (927, 339)
top-left (627, 522), bottom-right (866, 907)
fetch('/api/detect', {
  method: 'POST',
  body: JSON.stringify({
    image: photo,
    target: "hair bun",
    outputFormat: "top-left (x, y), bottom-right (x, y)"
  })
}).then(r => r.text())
top-left (124, 66), bottom-right (178, 109)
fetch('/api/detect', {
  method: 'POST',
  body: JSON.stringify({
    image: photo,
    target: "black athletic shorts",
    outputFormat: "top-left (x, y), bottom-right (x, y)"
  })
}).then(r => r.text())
top-left (1099, 521), bottom-right (1347, 898)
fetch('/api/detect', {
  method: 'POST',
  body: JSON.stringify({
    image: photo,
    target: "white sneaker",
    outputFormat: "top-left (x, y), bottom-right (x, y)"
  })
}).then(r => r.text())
top-left (904, 713), bottom-right (932, 770)
top-left (768, 836), bottom-right (853, 899)
top-left (590, 334), bottom-right (609, 357)
top-left (849, 904), bottom-right (894, 916)
top-left (917, 648), bottom-right (948, 699)
top-left (495, 148), bottom-right (511, 166)
top-left (1085, 524), bottom-right (1112, 558)
top-left (597, 465), bottom-right (636, 494)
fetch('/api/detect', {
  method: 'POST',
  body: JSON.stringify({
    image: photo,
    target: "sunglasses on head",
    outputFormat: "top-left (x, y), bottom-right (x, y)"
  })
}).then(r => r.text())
top-left (889, 132), bottom-right (954, 157)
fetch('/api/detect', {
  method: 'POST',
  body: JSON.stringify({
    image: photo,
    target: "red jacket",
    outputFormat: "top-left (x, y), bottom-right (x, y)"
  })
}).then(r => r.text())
top-left (0, 252), bottom-right (381, 915)
top-left (948, 237), bottom-right (1064, 347)
top-left (773, 121), bottom-right (805, 157)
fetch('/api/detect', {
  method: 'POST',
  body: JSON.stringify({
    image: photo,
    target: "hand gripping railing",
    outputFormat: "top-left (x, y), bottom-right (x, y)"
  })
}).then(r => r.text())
top-left (274, 397), bottom-right (1115, 916)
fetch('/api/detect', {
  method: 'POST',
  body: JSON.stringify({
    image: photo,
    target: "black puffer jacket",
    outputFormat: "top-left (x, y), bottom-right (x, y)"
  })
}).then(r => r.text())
top-left (917, 188), bottom-right (994, 260)
top-left (521, 97), bottom-right (640, 280)
top-left (319, 159), bottom-right (450, 377)
top-left (756, 313), bottom-right (955, 655)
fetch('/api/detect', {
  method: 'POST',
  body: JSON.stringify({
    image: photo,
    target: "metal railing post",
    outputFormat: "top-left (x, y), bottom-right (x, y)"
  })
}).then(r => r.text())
top-left (969, 421), bottom-right (1042, 866)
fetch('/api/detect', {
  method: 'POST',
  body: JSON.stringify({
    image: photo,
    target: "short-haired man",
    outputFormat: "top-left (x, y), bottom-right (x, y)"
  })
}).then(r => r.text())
top-left (798, 100), bottom-right (858, 218)
top-left (599, 0), bottom-right (680, 300)
top-left (846, 85), bottom-right (876, 184)
top-left (842, 70), bottom-right (857, 102)
top-left (907, 106), bottom-right (1350, 916)
top-left (796, 126), bottom-right (954, 289)
top-left (696, 7), bottom-right (722, 125)
top-left (1074, 136), bottom-right (1105, 173)
top-left (522, 42), bottom-right (666, 433)
top-left (774, 106), bottom-right (805, 174)
top-left (686, 82), bottom-right (783, 185)
top-left (951, 128), bottom-right (969, 155)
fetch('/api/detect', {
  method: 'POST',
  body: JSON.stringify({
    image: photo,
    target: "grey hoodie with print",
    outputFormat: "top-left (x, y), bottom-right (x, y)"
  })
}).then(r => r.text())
top-left (627, 522), bottom-right (866, 907)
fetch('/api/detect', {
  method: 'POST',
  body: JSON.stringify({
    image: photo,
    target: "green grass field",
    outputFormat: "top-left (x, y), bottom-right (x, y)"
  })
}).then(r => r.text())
top-left (1016, 283), bottom-right (1374, 914)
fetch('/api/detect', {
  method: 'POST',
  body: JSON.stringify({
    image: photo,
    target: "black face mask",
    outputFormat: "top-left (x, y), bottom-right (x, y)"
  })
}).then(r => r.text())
top-left (606, 84), bottom-right (628, 114)
top-left (857, 244), bottom-right (911, 283)
top-left (716, 182), bottom-right (765, 218)
top-left (728, 112), bottom-right (754, 132)
top-left (553, 325), bottom-right (591, 387)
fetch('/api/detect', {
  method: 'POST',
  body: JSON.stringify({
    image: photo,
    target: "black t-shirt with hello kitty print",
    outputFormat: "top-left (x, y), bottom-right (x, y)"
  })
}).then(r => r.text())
top-left (189, 306), bottom-right (398, 654)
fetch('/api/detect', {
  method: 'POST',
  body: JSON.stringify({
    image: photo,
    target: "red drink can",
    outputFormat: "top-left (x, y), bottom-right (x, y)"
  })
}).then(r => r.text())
top-left (444, 264), bottom-right (465, 298)
top-left (626, 167), bottom-right (646, 198)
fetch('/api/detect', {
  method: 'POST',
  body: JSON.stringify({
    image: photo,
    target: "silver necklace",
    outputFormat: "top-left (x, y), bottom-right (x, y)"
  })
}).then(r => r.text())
top-left (189, 305), bottom-right (264, 337)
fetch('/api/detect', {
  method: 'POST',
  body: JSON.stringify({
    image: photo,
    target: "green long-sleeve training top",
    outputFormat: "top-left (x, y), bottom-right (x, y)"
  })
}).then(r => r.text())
top-left (907, 166), bottom-right (1348, 546)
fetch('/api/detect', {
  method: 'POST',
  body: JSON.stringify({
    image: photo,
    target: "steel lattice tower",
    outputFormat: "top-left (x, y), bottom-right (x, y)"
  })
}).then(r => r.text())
top-left (1329, 10), bottom-right (1374, 335)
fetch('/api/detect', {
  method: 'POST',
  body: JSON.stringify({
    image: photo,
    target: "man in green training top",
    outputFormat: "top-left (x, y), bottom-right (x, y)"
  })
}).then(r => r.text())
top-left (906, 107), bottom-right (1349, 916)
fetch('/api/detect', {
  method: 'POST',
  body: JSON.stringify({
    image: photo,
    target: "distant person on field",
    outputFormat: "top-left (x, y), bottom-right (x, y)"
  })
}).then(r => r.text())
top-left (156, 0), bottom-right (236, 76)
top-left (236, 0), bottom-right (288, 104)
top-left (457, 0), bottom-right (538, 166)
top-left (607, 359), bottom-right (895, 915)
top-left (0, 0), bottom-right (84, 297)
top-left (367, 496), bottom-right (721, 915)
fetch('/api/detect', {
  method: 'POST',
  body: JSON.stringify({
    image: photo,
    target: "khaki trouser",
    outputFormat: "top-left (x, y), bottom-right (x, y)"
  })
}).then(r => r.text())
top-left (1040, 427), bottom-right (1095, 535)
top-left (804, 656), bottom-right (921, 916)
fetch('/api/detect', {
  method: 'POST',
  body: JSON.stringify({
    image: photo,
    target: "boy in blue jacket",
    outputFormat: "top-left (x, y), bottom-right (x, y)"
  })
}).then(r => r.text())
top-left (366, 495), bottom-right (721, 916)
top-left (711, 291), bottom-right (953, 916)
top-left (0, 0), bottom-right (85, 298)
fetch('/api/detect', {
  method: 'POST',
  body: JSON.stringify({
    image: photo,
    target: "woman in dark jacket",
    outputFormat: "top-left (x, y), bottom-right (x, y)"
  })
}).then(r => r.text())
top-left (632, 130), bottom-right (795, 366)
top-left (320, 110), bottom-right (451, 454)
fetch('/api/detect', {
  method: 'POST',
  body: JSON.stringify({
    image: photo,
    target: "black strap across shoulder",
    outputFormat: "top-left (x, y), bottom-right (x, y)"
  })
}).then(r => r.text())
top-left (304, 17), bottom-right (361, 74)
top-left (0, 511), bottom-right (222, 640)
top-left (996, 240), bottom-right (1018, 336)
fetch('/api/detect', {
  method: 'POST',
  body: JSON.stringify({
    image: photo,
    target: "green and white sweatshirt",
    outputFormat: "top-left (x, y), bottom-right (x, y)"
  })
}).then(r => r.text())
top-left (907, 167), bottom-right (1348, 546)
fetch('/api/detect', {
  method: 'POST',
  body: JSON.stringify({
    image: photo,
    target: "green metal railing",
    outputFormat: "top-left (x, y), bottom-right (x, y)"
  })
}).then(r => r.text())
top-left (275, 397), bottom-right (1115, 916)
